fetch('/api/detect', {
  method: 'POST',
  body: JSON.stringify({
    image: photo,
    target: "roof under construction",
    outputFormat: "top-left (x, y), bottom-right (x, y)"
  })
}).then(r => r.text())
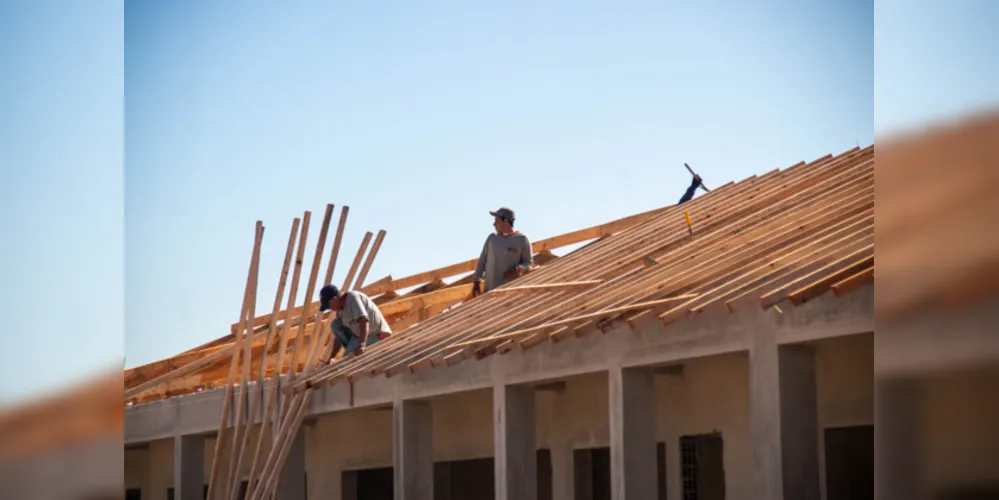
top-left (124, 142), bottom-right (874, 406)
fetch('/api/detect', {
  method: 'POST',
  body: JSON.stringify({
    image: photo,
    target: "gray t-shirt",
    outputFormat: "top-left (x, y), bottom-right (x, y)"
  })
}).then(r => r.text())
top-left (473, 232), bottom-right (533, 292)
top-left (338, 291), bottom-right (392, 339)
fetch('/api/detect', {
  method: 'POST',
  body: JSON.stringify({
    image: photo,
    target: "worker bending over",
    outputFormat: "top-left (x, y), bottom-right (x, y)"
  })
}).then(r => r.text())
top-left (472, 207), bottom-right (533, 297)
top-left (318, 284), bottom-right (391, 362)
top-left (678, 174), bottom-right (704, 205)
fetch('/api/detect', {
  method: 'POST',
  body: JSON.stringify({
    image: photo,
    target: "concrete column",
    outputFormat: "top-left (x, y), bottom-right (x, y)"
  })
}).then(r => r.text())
top-left (550, 444), bottom-right (574, 500)
top-left (875, 376), bottom-right (925, 500)
top-left (174, 434), bottom-right (204, 500)
top-left (608, 366), bottom-right (657, 500)
top-left (393, 399), bottom-right (434, 500)
top-left (749, 328), bottom-right (820, 500)
top-left (547, 384), bottom-right (574, 500)
top-left (494, 383), bottom-right (538, 500)
top-left (277, 427), bottom-right (307, 500)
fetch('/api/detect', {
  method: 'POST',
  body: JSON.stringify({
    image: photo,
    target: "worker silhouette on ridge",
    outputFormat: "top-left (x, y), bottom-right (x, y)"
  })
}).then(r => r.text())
top-left (471, 207), bottom-right (533, 297)
top-left (678, 173), bottom-right (704, 205)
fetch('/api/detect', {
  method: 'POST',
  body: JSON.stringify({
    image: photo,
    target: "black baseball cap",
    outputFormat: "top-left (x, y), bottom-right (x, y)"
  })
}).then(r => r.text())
top-left (319, 284), bottom-right (340, 311)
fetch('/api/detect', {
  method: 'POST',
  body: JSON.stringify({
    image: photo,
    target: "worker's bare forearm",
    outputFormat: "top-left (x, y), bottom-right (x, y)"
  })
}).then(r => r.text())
top-left (357, 318), bottom-right (369, 344)
top-left (328, 339), bottom-right (342, 362)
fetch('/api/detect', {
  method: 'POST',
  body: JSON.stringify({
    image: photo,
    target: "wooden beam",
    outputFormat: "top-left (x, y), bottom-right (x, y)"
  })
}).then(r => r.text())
top-left (831, 266), bottom-right (874, 297)
top-left (353, 229), bottom-right (386, 290)
top-left (487, 280), bottom-right (603, 295)
top-left (443, 294), bottom-right (699, 351)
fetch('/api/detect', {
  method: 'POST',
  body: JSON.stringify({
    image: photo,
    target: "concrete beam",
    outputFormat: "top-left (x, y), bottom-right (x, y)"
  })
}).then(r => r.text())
top-left (494, 383), bottom-right (537, 500)
top-left (125, 285), bottom-right (872, 445)
top-left (393, 399), bottom-right (433, 500)
top-left (749, 328), bottom-right (821, 500)
top-left (608, 365), bottom-right (657, 500)
top-left (174, 434), bottom-right (204, 500)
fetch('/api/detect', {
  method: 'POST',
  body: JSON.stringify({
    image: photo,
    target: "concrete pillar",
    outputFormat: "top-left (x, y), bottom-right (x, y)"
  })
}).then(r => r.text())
top-left (875, 376), bottom-right (925, 500)
top-left (608, 366), bottom-right (657, 500)
top-left (393, 399), bottom-right (433, 500)
top-left (550, 444), bottom-right (574, 500)
top-left (494, 383), bottom-right (538, 500)
top-left (547, 384), bottom-right (574, 500)
top-left (174, 434), bottom-right (204, 500)
top-left (277, 427), bottom-right (307, 500)
top-left (749, 328), bottom-right (820, 500)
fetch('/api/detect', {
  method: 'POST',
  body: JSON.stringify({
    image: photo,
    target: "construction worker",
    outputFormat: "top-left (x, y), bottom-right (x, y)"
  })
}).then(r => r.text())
top-left (678, 173), bottom-right (704, 205)
top-left (472, 207), bottom-right (533, 297)
top-left (317, 284), bottom-right (391, 361)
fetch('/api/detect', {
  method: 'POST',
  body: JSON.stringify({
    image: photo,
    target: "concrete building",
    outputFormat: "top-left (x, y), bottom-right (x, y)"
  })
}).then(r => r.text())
top-left (124, 145), bottom-right (880, 500)
top-left (125, 287), bottom-right (873, 500)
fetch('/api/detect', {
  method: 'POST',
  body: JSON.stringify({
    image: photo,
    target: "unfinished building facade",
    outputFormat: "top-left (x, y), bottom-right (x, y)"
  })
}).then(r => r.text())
top-left (124, 144), bottom-right (876, 500)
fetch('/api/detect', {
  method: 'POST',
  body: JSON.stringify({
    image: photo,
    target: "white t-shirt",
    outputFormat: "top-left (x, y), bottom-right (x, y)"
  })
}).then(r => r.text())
top-left (339, 291), bottom-right (392, 337)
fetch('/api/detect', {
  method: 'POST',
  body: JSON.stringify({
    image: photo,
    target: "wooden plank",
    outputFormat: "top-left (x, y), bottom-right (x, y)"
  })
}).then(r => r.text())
top-left (787, 255), bottom-right (874, 306)
top-left (300, 156), bottom-right (796, 387)
top-left (295, 154), bottom-right (799, 388)
top-left (353, 229), bottom-right (386, 290)
top-left (595, 153), bottom-right (873, 329)
top-left (658, 194), bottom-right (875, 324)
top-left (379, 284), bottom-right (473, 317)
top-left (323, 206), bottom-right (349, 285)
top-left (285, 204), bottom-right (334, 382)
top-left (240, 216), bottom-right (298, 496)
top-left (206, 221), bottom-right (263, 500)
top-left (721, 206), bottom-right (873, 313)
top-left (355, 204), bottom-right (671, 293)
top-left (831, 266), bottom-right (874, 297)
top-left (443, 295), bottom-right (699, 350)
top-left (487, 280), bottom-right (603, 295)
top-left (759, 243), bottom-right (874, 309)
top-left (340, 231), bottom-right (372, 292)
top-left (464, 148), bottom-right (872, 360)
top-left (288, 145), bottom-right (870, 391)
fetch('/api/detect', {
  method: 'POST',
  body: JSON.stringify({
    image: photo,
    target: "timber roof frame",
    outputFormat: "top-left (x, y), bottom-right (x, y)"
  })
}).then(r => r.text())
top-left (124, 141), bottom-right (876, 405)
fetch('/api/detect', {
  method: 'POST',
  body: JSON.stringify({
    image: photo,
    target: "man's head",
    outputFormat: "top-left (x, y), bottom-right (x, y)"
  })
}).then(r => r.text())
top-left (319, 284), bottom-right (343, 312)
top-left (490, 207), bottom-right (516, 233)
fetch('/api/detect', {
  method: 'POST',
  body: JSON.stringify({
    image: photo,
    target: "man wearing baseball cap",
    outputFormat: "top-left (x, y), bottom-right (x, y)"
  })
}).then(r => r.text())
top-left (317, 284), bottom-right (391, 362)
top-left (471, 207), bottom-right (533, 296)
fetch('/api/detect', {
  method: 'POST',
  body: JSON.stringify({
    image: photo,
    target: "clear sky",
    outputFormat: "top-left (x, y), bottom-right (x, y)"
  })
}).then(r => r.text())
top-left (3, 0), bottom-right (996, 402)
top-left (0, 1), bottom-right (123, 404)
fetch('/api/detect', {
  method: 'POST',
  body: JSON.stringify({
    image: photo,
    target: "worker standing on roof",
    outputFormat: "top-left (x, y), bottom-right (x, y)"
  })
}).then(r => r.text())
top-left (471, 207), bottom-right (533, 297)
top-left (678, 173), bottom-right (704, 205)
top-left (318, 284), bottom-right (391, 361)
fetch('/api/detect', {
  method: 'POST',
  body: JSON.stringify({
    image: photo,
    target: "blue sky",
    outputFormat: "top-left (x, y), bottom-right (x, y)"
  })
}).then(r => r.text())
top-left (2, 0), bottom-right (996, 402)
top-left (0, 1), bottom-right (123, 404)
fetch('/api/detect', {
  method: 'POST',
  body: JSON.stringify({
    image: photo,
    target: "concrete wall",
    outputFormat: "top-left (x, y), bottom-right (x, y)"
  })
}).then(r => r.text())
top-left (124, 333), bottom-right (875, 500)
top-left (124, 425), bottom-right (279, 500)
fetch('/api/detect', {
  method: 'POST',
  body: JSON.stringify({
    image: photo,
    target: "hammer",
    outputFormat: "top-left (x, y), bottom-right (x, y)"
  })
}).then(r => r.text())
top-left (684, 163), bottom-right (710, 192)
